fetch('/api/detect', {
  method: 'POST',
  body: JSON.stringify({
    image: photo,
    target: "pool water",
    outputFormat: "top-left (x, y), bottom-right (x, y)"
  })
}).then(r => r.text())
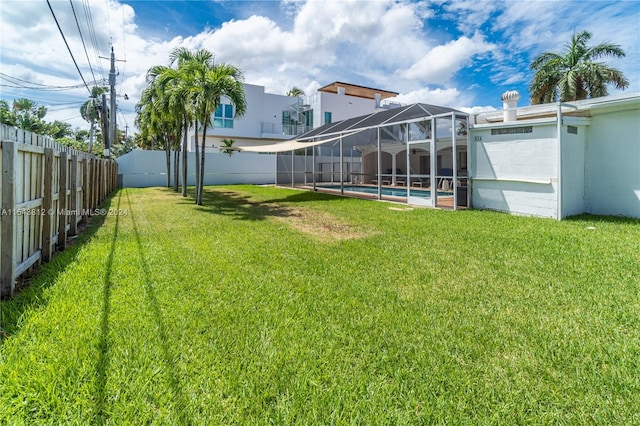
top-left (319, 185), bottom-right (451, 198)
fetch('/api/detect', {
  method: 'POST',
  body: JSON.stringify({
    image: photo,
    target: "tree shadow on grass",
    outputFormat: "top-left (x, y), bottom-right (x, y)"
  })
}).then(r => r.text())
top-left (120, 190), bottom-right (192, 424)
top-left (95, 190), bottom-right (122, 425)
top-left (0, 193), bottom-right (116, 341)
top-left (174, 186), bottom-right (344, 222)
top-left (564, 213), bottom-right (640, 226)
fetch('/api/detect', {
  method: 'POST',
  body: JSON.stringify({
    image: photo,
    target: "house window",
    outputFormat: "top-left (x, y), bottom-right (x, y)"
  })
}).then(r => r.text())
top-left (567, 125), bottom-right (578, 134)
top-left (324, 111), bottom-right (332, 124)
top-left (214, 104), bottom-right (234, 128)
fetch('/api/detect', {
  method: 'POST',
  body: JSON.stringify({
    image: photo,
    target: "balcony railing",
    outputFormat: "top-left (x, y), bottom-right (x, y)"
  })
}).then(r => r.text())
top-left (262, 122), bottom-right (313, 136)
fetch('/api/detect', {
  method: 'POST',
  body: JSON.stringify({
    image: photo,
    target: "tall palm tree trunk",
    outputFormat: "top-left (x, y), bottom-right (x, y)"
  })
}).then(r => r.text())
top-left (181, 115), bottom-right (188, 197)
top-left (165, 134), bottom-right (171, 188)
top-left (198, 126), bottom-right (207, 205)
top-left (194, 119), bottom-right (200, 204)
top-left (173, 146), bottom-right (179, 192)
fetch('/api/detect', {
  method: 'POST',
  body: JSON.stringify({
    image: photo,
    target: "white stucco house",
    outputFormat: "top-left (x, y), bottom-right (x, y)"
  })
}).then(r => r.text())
top-left (188, 81), bottom-right (399, 151)
top-left (240, 90), bottom-right (639, 219)
top-left (469, 91), bottom-right (640, 219)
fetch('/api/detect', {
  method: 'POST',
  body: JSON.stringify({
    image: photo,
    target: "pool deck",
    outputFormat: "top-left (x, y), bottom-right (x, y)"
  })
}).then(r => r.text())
top-left (297, 184), bottom-right (466, 209)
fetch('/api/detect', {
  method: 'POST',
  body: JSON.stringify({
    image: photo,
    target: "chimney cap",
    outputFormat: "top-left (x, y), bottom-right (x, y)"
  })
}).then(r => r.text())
top-left (501, 90), bottom-right (520, 102)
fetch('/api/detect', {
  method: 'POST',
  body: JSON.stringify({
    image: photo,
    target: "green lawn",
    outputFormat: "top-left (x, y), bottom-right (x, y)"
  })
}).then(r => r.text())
top-left (1, 186), bottom-right (638, 424)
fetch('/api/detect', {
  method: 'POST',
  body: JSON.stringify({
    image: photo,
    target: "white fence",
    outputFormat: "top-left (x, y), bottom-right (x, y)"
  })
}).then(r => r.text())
top-left (116, 150), bottom-right (275, 188)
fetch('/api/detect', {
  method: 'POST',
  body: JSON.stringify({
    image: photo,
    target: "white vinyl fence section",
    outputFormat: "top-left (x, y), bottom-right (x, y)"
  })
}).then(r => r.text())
top-left (116, 150), bottom-right (275, 188)
top-left (1, 125), bottom-right (118, 298)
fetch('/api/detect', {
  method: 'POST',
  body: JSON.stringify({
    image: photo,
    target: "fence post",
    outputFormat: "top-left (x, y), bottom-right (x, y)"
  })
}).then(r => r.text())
top-left (1, 141), bottom-right (17, 298)
top-left (57, 152), bottom-right (68, 250)
top-left (69, 155), bottom-right (78, 235)
top-left (92, 159), bottom-right (98, 209)
top-left (82, 158), bottom-right (89, 222)
top-left (42, 148), bottom-right (54, 262)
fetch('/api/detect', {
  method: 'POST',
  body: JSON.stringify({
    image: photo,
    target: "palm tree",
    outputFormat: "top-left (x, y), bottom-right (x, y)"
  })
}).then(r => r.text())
top-left (137, 47), bottom-right (246, 205)
top-left (12, 98), bottom-right (48, 133)
top-left (286, 87), bottom-right (305, 97)
top-left (80, 86), bottom-right (106, 153)
top-left (144, 55), bottom-right (194, 193)
top-left (136, 76), bottom-right (183, 188)
top-left (167, 47), bottom-right (199, 197)
top-left (529, 30), bottom-right (628, 104)
top-left (186, 50), bottom-right (247, 205)
top-left (220, 138), bottom-right (235, 156)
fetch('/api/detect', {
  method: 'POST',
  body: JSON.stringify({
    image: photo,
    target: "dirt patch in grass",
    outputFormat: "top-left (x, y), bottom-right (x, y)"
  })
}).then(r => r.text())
top-left (272, 206), bottom-right (374, 242)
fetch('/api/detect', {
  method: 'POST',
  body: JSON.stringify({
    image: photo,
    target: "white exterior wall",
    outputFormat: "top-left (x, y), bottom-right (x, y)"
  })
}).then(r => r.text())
top-left (585, 104), bottom-right (640, 217)
top-left (470, 123), bottom-right (559, 218)
top-left (190, 83), bottom-right (298, 151)
top-left (561, 126), bottom-right (587, 217)
top-left (116, 150), bottom-right (275, 188)
top-left (190, 83), bottom-right (391, 152)
top-left (311, 92), bottom-right (380, 127)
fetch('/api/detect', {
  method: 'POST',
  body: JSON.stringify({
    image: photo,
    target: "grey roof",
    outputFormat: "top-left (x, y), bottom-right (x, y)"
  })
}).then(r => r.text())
top-left (295, 103), bottom-right (465, 141)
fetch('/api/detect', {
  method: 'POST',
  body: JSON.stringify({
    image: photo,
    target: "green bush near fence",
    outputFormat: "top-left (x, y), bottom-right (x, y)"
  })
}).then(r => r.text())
top-left (1, 186), bottom-right (639, 424)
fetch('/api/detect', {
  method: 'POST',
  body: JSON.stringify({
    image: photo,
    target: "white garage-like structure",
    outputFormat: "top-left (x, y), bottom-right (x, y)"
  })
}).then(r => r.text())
top-left (469, 92), bottom-right (640, 219)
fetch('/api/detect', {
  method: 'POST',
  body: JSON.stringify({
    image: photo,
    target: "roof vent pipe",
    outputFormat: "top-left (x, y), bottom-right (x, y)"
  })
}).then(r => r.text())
top-left (501, 90), bottom-right (520, 122)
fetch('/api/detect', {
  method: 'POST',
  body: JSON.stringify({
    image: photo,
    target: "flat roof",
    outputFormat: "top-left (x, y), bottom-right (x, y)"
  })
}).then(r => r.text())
top-left (317, 81), bottom-right (399, 100)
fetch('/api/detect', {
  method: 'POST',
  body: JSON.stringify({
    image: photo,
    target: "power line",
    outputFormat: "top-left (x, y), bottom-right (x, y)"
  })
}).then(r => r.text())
top-left (119, 3), bottom-right (127, 90)
top-left (104, 0), bottom-right (113, 44)
top-left (70, 0), bottom-right (97, 85)
top-left (46, 0), bottom-right (92, 95)
top-left (81, 0), bottom-right (105, 77)
top-left (0, 73), bottom-right (105, 91)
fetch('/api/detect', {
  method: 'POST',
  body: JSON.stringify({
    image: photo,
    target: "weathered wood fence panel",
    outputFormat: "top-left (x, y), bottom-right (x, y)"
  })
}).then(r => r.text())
top-left (1, 125), bottom-right (118, 298)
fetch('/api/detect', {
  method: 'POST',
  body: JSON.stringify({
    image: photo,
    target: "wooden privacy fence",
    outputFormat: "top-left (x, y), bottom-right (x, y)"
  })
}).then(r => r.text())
top-left (1, 125), bottom-right (118, 298)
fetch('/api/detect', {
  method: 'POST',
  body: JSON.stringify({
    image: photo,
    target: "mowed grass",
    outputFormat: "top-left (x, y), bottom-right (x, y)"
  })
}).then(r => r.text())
top-left (1, 185), bottom-right (639, 424)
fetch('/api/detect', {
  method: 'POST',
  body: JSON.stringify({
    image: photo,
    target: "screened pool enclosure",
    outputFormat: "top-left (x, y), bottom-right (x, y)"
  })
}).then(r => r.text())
top-left (242, 103), bottom-right (469, 209)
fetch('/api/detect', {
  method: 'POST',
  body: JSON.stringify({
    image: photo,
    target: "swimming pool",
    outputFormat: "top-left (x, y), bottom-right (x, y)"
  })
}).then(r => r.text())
top-left (318, 185), bottom-right (451, 198)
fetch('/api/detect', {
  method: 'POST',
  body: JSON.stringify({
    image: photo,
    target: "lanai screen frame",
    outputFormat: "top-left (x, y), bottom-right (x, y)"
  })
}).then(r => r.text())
top-left (276, 103), bottom-right (470, 210)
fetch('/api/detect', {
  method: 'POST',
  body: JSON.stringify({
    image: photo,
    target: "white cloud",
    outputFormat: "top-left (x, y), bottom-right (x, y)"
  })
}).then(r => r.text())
top-left (400, 33), bottom-right (495, 84)
top-left (1, 0), bottom-right (638, 133)
top-left (442, 0), bottom-right (500, 34)
top-left (388, 87), bottom-right (471, 110)
top-left (459, 105), bottom-right (497, 115)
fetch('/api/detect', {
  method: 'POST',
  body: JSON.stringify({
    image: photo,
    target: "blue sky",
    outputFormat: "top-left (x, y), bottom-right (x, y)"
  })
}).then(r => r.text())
top-left (1, 0), bottom-right (639, 131)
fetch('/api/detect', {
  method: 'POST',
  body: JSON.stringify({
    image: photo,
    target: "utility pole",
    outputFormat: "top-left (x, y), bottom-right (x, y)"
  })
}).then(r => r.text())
top-left (101, 93), bottom-right (109, 149)
top-left (107, 46), bottom-right (116, 159)
top-left (100, 46), bottom-right (126, 158)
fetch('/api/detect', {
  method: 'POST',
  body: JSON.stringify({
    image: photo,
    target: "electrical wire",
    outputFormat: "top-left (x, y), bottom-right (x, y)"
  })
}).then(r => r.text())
top-left (46, 0), bottom-right (92, 95)
top-left (70, 0), bottom-right (97, 85)
top-left (0, 73), bottom-right (105, 91)
top-left (81, 0), bottom-right (105, 78)
top-left (104, 0), bottom-right (113, 44)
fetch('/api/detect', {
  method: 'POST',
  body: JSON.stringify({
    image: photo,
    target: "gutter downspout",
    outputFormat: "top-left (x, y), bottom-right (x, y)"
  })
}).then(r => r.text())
top-left (556, 102), bottom-right (578, 220)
